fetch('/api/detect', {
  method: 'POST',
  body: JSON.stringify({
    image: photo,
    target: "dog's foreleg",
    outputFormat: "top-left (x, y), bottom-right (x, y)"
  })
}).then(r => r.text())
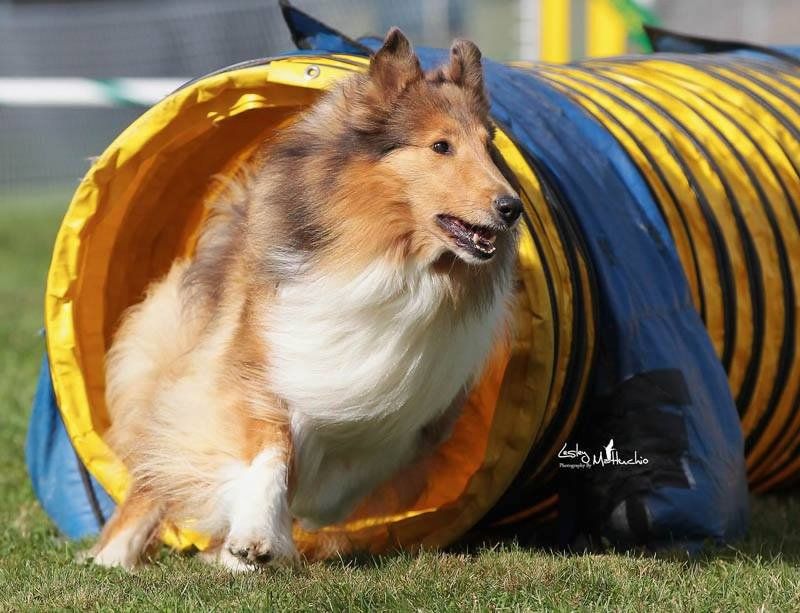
top-left (220, 437), bottom-right (297, 569)
top-left (84, 486), bottom-right (162, 570)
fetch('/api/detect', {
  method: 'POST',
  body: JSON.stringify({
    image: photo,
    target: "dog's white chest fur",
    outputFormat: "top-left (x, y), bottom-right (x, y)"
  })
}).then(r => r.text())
top-left (263, 261), bottom-right (506, 527)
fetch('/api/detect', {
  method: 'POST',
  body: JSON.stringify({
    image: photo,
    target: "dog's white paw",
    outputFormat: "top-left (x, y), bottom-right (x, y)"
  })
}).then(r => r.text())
top-left (75, 547), bottom-right (95, 565)
top-left (224, 528), bottom-right (298, 568)
top-left (219, 447), bottom-right (298, 570)
top-left (199, 547), bottom-right (261, 573)
top-left (82, 542), bottom-right (139, 570)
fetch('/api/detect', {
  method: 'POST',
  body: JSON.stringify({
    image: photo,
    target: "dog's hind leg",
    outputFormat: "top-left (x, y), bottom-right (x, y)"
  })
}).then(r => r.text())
top-left (85, 486), bottom-right (162, 570)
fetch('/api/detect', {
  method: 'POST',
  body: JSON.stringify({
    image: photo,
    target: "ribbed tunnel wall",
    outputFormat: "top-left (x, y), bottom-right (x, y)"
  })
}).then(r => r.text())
top-left (524, 54), bottom-right (800, 492)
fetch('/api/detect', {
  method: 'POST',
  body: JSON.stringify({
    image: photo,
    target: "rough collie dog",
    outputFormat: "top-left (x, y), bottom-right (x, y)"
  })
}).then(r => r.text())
top-left (88, 28), bottom-right (522, 570)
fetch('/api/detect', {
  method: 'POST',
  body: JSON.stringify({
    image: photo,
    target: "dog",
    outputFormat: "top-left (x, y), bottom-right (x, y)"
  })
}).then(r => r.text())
top-left (87, 28), bottom-right (522, 571)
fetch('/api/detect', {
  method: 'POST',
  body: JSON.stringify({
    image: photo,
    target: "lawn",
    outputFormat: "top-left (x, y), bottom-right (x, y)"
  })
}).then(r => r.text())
top-left (1, 188), bottom-right (799, 611)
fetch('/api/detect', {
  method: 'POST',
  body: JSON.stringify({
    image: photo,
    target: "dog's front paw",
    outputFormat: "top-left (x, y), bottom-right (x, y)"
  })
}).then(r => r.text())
top-left (224, 528), bottom-right (298, 569)
top-left (79, 542), bottom-right (139, 570)
top-left (220, 447), bottom-right (297, 570)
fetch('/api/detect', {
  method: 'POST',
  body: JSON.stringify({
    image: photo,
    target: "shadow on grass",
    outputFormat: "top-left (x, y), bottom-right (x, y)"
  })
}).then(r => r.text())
top-left (217, 491), bottom-right (799, 575)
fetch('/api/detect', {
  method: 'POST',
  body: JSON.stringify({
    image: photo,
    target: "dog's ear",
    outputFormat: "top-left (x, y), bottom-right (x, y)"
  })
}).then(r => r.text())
top-left (429, 39), bottom-right (489, 116)
top-left (369, 28), bottom-right (422, 97)
top-left (448, 39), bottom-right (483, 91)
top-left (448, 39), bottom-right (489, 114)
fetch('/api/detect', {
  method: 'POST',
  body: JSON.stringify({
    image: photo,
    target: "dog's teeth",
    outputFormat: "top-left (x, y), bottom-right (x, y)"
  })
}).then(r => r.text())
top-left (472, 232), bottom-right (481, 244)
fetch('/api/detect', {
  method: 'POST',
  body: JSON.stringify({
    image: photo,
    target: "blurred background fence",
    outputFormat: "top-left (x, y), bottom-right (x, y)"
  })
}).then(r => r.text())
top-left (0, 0), bottom-right (797, 195)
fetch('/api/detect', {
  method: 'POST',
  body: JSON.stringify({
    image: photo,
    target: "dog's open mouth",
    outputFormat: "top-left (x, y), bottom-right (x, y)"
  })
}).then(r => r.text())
top-left (436, 214), bottom-right (497, 261)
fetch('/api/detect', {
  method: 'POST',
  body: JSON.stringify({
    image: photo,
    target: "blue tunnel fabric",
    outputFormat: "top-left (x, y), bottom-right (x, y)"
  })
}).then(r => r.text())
top-left (26, 354), bottom-right (116, 540)
top-left (278, 0), bottom-right (373, 56)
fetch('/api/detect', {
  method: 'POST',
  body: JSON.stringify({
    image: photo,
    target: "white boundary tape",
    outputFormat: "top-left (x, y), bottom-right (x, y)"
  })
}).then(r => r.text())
top-left (0, 78), bottom-right (189, 107)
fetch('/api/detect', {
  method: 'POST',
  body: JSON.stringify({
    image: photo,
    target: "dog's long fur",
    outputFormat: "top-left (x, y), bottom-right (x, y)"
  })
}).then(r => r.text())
top-left (91, 29), bottom-right (521, 570)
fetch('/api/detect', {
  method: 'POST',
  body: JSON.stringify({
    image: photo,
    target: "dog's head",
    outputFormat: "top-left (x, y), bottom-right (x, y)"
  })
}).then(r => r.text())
top-left (261, 28), bottom-right (521, 272)
top-left (360, 28), bottom-right (521, 266)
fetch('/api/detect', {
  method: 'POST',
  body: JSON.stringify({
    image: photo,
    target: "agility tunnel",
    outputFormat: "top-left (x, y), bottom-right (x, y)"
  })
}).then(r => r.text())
top-left (26, 8), bottom-right (800, 555)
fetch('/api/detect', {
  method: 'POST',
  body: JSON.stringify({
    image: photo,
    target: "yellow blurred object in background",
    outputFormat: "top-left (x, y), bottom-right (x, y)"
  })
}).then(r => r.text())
top-left (586, 0), bottom-right (628, 57)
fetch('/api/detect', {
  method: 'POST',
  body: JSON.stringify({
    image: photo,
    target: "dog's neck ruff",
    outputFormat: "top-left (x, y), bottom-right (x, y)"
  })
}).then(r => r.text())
top-left (263, 259), bottom-right (509, 527)
top-left (265, 260), bottom-right (504, 425)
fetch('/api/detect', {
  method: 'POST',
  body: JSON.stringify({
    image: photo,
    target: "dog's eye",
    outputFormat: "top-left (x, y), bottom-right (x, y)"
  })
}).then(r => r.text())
top-left (432, 140), bottom-right (451, 155)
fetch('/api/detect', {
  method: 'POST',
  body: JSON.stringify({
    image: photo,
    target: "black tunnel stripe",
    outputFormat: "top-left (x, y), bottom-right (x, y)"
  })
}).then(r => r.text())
top-left (714, 62), bottom-right (800, 132)
top-left (74, 448), bottom-right (106, 529)
top-left (643, 61), bottom-right (799, 463)
top-left (566, 65), bottom-right (739, 372)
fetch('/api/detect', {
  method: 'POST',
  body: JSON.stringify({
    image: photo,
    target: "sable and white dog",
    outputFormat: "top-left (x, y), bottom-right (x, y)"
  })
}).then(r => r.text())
top-left (89, 28), bottom-right (522, 570)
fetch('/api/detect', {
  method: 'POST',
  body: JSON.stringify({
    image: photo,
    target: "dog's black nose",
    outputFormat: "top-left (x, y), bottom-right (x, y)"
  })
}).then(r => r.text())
top-left (494, 195), bottom-right (523, 226)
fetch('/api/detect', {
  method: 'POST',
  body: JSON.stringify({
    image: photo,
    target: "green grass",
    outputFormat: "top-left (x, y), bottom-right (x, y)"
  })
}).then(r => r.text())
top-left (1, 189), bottom-right (800, 611)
